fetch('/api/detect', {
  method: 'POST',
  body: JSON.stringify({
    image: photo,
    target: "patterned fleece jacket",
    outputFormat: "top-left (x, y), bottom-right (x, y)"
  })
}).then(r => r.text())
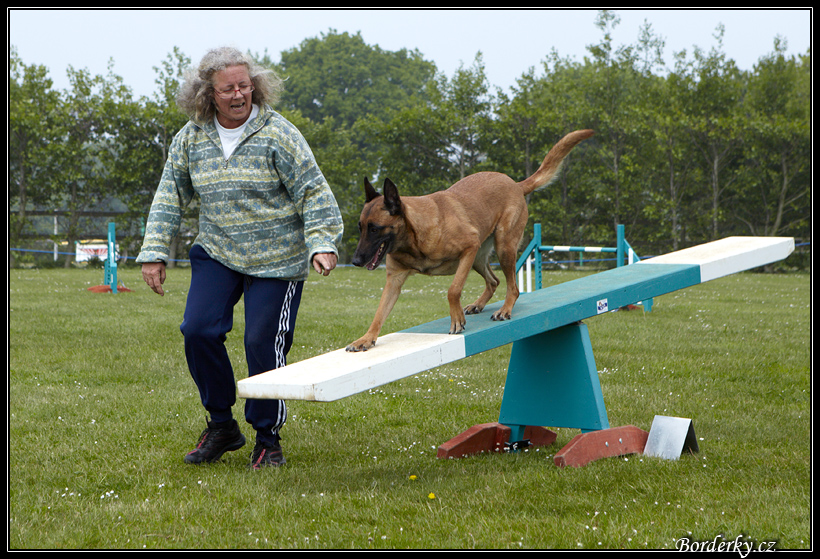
top-left (136, 105), bottom-right (343, 280)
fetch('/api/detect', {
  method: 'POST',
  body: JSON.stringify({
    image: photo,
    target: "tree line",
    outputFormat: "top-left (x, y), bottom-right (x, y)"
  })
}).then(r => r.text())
top-left (10, 11), bottom-right (811, 268)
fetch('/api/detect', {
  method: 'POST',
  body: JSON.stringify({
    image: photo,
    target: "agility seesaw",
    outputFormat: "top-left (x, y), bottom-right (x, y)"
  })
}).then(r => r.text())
top-left (237, 236), bottom-right (794, 466)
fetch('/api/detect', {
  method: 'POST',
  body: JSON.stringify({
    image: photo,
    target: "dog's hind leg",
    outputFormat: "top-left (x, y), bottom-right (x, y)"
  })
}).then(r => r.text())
top-left (490, 233), bottom-right (521, 322)
top-left (464, 239), bottom-right (498, 315)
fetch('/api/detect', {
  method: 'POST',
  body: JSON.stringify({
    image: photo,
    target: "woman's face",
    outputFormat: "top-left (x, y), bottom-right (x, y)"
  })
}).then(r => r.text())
top-left (212, 65), bottom-right (254, 129)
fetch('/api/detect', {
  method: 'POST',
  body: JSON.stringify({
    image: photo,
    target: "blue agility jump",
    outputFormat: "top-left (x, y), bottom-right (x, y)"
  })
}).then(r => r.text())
top-left (237, 236), bottom-right (794, 466)
top-left (517, 224), bottom-right (647, 290)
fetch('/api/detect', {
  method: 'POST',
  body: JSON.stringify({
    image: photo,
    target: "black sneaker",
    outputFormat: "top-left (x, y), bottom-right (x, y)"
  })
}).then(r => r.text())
top-left (249, 437), bottom-right (286, 469)
top-left (184, 419), bottom-right (246, 464)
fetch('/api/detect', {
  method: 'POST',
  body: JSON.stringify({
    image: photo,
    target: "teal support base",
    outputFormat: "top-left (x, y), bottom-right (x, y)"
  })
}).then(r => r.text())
top-left (499, 321), bottom-right (609, 434)
top-left (437, 321), bottom-right (648, 465)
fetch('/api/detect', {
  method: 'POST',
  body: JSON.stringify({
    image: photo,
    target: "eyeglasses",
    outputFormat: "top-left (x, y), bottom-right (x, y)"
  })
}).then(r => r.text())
top-left (214, 84), bottom-right (255, 99)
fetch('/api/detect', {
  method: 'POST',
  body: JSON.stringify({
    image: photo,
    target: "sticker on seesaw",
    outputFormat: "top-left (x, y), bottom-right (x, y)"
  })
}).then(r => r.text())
top-left (597, 298), bottom-right (609, 314)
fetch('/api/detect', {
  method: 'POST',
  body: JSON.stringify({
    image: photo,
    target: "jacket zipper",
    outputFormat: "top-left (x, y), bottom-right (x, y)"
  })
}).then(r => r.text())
top-left (215, 110), bottom-right (266, 169)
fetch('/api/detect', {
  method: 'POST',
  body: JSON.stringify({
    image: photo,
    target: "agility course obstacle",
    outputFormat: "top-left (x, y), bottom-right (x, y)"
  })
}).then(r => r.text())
top-left (87, 222), bottom-right (131, 293)
top-left (237, 236), bottom-right (793, 466)
top-left (517, 224), bottom-right (647, 292)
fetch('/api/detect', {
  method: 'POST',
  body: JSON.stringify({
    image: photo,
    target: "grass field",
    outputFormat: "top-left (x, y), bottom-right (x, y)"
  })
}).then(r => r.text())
top-left (8, 264), bottom-right (811, 549)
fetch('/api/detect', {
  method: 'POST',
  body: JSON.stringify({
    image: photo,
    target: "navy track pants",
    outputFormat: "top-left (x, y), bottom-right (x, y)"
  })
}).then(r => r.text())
top-left (180, 245), bottom-right (303, 444)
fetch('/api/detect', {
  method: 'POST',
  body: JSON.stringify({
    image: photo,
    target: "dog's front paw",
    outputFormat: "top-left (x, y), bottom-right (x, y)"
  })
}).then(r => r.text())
top-left (463, 303), bottom-right (484, 315)
top-left (449, 317), bottom-right (466, 335)
top-left (346, 337), bottom-right (376, 352)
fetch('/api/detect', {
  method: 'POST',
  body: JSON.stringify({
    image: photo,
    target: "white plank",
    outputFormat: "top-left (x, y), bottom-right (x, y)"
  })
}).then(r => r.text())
top-left (237, 332), bottom-right (466, 402)
top-left (638, 237), bottom-right (794, 282)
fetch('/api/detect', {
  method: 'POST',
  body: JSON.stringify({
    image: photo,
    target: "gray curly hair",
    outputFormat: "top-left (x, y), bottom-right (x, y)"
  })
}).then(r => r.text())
top-left (177, 46), bottom-right (284, 123)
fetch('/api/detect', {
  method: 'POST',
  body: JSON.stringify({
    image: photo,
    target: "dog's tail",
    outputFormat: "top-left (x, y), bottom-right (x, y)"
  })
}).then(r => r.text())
top-left (518, 129), bottom-right (595, 196)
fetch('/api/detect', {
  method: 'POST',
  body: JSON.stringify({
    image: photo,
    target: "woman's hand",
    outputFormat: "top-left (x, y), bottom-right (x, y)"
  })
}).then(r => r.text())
top-left (312, 253), bottom-right (338, 276)
top-left (142, 262), bottom-right (167, 295)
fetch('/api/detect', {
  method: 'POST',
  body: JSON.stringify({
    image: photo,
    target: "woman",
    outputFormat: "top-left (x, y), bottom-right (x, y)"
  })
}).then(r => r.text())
top-left (137, 46), bottom-right (343, 469)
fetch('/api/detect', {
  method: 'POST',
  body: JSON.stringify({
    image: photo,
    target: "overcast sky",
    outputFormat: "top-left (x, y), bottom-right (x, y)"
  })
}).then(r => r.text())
top-left (9, 8), bottom-right (812, 100)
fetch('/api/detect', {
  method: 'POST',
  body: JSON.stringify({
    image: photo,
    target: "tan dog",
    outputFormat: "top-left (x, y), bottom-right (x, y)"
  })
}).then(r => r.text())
top-left (346, 129), bottom-right (594, 352)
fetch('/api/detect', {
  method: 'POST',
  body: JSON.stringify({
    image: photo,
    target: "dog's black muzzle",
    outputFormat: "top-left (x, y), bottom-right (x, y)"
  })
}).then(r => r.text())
top-left (352, 235), bottom-right (392, 270)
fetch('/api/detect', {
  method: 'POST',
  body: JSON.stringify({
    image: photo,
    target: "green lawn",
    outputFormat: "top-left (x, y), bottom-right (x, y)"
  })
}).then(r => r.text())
top-left (8, 265), bottom-right (811, 549)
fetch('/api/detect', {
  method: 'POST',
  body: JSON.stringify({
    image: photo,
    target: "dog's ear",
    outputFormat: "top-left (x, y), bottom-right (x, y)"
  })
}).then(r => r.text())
top-left (364, 177), bottom-right (381, 203)
top-left (382, 178), bottom-right (402, 216)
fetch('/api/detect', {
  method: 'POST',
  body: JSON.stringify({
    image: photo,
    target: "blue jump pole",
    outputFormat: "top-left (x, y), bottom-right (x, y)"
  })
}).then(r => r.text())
top-left (104, 222), bottom-right (118, 294)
